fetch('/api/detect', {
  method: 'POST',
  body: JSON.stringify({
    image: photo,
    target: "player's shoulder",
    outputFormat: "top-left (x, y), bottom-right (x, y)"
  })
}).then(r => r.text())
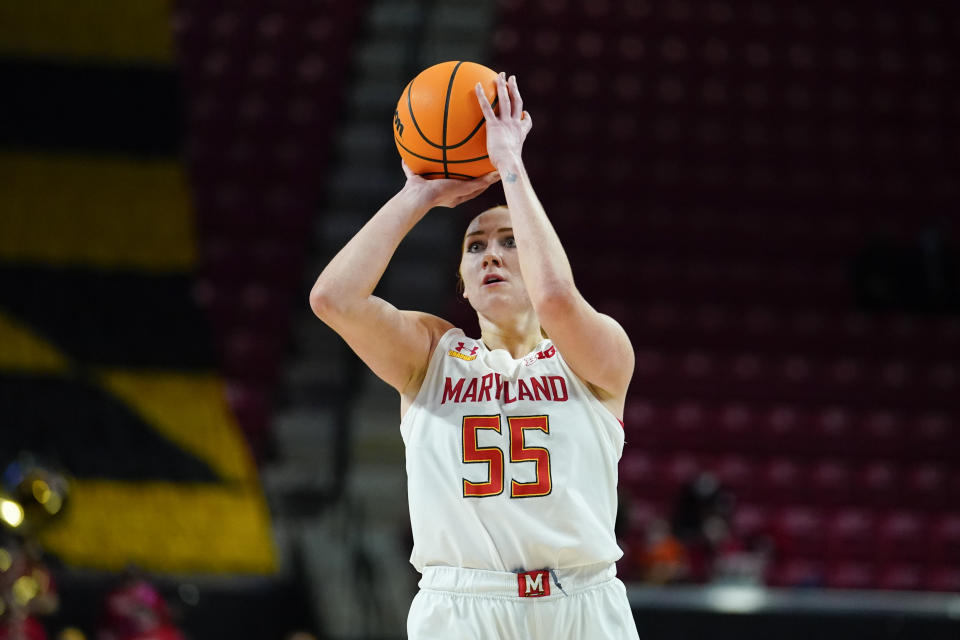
top-left (398, 311), bottom-right (457, 347)
top-left (398, 314), bottom-right (458, 400)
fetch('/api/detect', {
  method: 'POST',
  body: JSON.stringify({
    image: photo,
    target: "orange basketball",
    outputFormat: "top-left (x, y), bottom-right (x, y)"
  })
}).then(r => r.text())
top-left (393, 61), bottom-right (498, 179)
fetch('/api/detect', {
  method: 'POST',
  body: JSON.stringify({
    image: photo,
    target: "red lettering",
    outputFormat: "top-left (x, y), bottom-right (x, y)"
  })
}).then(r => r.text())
top-left (548, 376), bottom-right (568, 401)
top-left (531, 376), bottom-right (551, 401)
top-left (442, 377), bottom-right (464, 404)
top-left (461, 377), bottom-right (479, 403)
top-left (538, 345), bottom-right (556, 359)
top-left (517, 378), bottom-right (533, 401)
top-left (479, 373), bottom-right (494, 402)
top-left (503, 380), bottom-right (517, 404)
top-left (508, 415), bottom-right (552, 498)
top-left (494, 373), bottom-right (502, 400)
top-left (462, 416), bottom-right (504, 497)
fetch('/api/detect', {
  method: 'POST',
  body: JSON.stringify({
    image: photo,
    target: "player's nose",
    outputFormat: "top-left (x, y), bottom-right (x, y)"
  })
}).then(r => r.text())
top-left (482, 251), bottom-right (502, 268)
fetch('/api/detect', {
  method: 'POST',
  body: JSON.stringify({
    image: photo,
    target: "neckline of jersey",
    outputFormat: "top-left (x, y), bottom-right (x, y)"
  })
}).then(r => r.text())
top-left (479, 337), bottom-right (552, 362)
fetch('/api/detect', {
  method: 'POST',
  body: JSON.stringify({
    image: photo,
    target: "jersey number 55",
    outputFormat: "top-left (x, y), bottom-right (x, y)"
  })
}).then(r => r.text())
top-left (461, 414), bottom-right (552, 499)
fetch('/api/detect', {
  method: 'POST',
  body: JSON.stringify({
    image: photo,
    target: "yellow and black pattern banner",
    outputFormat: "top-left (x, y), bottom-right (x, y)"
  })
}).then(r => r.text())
top-left (0, 153), bottom-right (195, 270)
top-left (0, 2), bottom-right (275, 574)
top-left (0, 0), bottom-right (174, 63)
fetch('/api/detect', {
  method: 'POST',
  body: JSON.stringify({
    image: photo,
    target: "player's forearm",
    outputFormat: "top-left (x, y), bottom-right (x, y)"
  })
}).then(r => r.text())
top-left (310, 188), bottom-right (430, 318)
top-left (498, 157), bottom-right (578, 309)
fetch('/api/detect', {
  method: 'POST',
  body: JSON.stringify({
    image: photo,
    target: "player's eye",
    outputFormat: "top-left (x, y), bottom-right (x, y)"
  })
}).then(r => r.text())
top-left (502, 236), bottom-right (516, 248)
top-left (467, 241), bottom-right (484, 253)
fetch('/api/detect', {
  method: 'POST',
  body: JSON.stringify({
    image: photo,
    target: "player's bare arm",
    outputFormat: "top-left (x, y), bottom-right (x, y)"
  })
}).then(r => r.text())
top-left (476, 74), bottom-right (635, 411)
top-left (309, 165), bottom-right (500, 396)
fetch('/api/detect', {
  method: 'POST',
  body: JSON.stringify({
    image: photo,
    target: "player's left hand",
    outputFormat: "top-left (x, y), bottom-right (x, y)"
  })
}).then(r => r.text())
top-left (476, 73), bottom-right (533, 171)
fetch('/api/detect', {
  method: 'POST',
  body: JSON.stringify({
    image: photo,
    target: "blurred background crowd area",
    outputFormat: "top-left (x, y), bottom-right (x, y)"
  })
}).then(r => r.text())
top-left (0, 0), bottom-right (958, 638)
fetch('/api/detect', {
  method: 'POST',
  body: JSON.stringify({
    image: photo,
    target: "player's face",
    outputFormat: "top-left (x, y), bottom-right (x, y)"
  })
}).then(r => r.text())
top-left (460, 207), bottom-right (532, 313)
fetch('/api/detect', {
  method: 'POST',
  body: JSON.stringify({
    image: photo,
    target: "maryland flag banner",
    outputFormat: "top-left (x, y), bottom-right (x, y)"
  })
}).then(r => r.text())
top-left (0, 0), bottom-right (275, 574)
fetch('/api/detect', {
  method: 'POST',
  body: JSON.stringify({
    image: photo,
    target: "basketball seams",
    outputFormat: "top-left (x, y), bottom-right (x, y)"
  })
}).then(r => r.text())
top-left (394, 135), bottom-right (489, 165)
top-left (441, 61), bottom-right (465, 178)
top-left (418, 171), bottom-right (476, 179)
top-left (407, 80), bottom-right (444, 150)
top-left (445, 95), bottom-right (498, 150)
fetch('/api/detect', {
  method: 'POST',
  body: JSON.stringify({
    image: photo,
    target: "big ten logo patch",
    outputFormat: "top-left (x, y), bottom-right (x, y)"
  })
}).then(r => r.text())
top-left (522, 344), bottom-right (556, 367)
top-left (517, 570), bottom-right (550, 597)
top-left (448, 341), bottom-right (479, 361)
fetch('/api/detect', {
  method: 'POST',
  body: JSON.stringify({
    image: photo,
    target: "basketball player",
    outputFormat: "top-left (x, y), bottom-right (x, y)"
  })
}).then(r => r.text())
top-left (310, 72), bottom-right (639, 639)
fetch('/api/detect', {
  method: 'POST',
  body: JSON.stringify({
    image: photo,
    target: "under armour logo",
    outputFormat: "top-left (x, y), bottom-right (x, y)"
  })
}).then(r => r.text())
top-left (456, 342), bottom-right (479, 356)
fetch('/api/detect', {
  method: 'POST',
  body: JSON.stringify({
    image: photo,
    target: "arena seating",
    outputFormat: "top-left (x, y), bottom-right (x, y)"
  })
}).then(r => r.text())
top-left (492, 0), bottom-right (958, 589)
top-left (172, 0), bottom-right (365, 455)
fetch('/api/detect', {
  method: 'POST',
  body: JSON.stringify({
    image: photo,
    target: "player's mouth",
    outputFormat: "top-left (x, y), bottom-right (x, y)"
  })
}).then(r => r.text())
top-left (483, 274), bottom-right (506, 286)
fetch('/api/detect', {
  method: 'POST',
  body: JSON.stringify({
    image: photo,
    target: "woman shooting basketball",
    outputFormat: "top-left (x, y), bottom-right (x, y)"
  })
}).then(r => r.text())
top-left (310, 72), bottom-right (639, 639)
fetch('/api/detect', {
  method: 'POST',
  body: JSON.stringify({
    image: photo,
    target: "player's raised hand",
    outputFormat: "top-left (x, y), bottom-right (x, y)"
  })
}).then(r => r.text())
top-left (476, 73), bottom-right (533, 171)
top-left (401, 160), bottom-right (500, 209)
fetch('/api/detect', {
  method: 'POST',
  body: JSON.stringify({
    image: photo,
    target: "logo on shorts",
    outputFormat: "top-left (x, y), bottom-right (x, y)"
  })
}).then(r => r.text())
top-left (517, 570), bottom-right (550, 597)
top-left (448, 341), bottom-right (479, 361)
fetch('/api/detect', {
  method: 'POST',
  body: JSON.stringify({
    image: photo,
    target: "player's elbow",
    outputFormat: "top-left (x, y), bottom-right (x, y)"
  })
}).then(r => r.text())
top-left (309, 284), bottom-right (343, 323)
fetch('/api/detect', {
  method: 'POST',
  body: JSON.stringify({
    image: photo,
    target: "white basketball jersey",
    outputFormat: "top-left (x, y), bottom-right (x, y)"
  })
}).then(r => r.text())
top-left (401, 328), bottom-right (625, 573)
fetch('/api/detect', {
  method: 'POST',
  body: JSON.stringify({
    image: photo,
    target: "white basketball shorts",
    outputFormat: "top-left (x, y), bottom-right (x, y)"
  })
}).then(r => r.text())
top-left (407, 563), bottom-right (640, 640)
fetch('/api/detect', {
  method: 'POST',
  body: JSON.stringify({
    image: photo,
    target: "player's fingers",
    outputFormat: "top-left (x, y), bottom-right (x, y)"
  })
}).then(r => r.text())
top-left (521, 111), bottom-right (533, 134)
top-left (475, 82), bottom-right (496, 121)
top-left (461, 173), bottom-right (497, 200)
top-left (509, 75), bottom-right (523, 120)
top-left (496, 72), bottom-right (511, 120)
top-left (401, 159), bottom-right (415, 179)
top-left (476, 170), bottom-right (500, 185)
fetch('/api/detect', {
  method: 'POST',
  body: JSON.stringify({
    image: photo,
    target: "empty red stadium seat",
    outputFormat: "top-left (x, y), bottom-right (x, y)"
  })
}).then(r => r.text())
top-left (826, 508), bottom-right (877, 561)
top-left (220, 330), bottom-right (282, 381)
top-left (619, 451), bottom-right (657, 494)
top-left (225, 381), bottom-right (271, 459)
top-left (928, 514), bottom-right (960, 566)
top-left (773, 507), bottom-right (826, 558)
top-left (716, 403), bottom-right (761, 452)
top-left (623, 400), bottom-right (661, 449)
top-left (661, 452), bottom-right (705, 492)
top-left (902, 463), bottom-right (947, 510)
top-left (854, 410), bottom-right (904, 459)
top-left (759, 458), bottom-right (804, 504)
top-left (924, 567), bottom-right (960, 593)
top-left (875, 511), bottom-right (926, 563)
top-left (853, 461), bottom-right (901, 509)
top-left (877, 564), bottom-right (924, 591)
top-left (711, 454), bottom-right (758, 500)
top-left (663, 400), bottom-right (709, 449)
top-left (808, 459), bottom-right (854, 506)
top-left (732, 503), bottom-right (771, 540)
top-left (762, 406), bottom-right (806, 455)
top-left (950, 470), bottom-right (960, 501)
top-left (811, 407), bottom-right (856, 457)
top-left (770, 558), bottom-right (825, 588)
top-left (826, 561), bottom-right (875, 590)
top-left (906, 412), bottom-right (954, 461)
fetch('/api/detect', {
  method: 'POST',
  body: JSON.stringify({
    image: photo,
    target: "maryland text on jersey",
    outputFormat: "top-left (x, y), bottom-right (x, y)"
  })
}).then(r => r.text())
top-left (441, 373), bottom-right (569, 405)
